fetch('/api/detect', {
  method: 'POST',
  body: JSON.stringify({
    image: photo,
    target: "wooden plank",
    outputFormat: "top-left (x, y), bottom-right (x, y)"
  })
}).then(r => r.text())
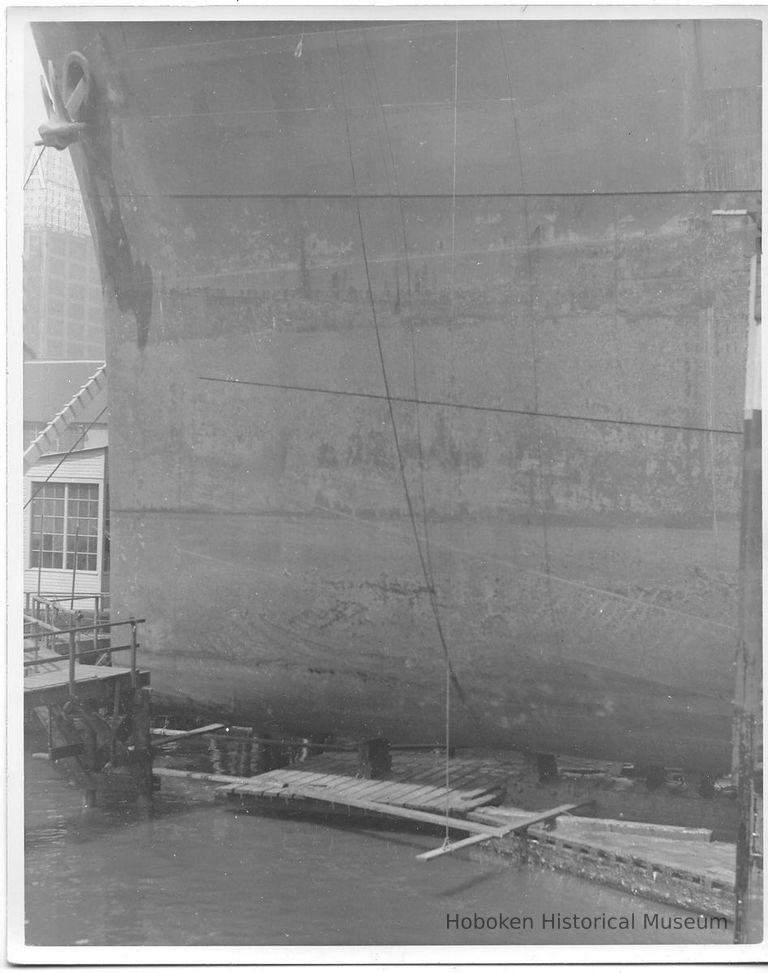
top-left (225, 782), bottom-right (502, 834)
top-left (270, 769), bottom-right (345, 789)
top-left (243, 767), bottom-right (335, 791)
top-left (297, 752), bottom-right (489, 792)
top-left (25, 663), bottom-right (133, 689)
top-left (416, 802), bottom-right (595, 861)
top-left (401, 777), bottom-right (504, 807)
top-left (256, 768), bottom-right (501, 814)
top-left (417, 828), bottom-right (511, 860)
top-left (312, 766), bottom-right (491, 806)
top-left (319, 775), bottom-right (476, 811)
top-left (251, 769), bottom-right (341, 797)
top-left (272, 771), bottom-right (438, 805)
top-left (403, 788), bottom-right (486, 811)
top-left (23, 668), bottom-right (150, 708)
top-left (155, 767), bottom-right (255, 786)
top-left (331, 777), bottom-right (448, 805)
top-left (151, 723), bottom-right (226, 748)
top-left (273, 773), bottom-right (423, 805)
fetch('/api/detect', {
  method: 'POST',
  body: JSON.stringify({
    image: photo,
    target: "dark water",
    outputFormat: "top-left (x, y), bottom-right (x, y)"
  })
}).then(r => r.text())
top-left (23, 755), bottom-right (731, 948)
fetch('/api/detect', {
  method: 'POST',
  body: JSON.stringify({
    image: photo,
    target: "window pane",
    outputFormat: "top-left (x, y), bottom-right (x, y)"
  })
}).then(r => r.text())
top-left (30, 484), bottom-right (67, 570)
top-left (65, 481), bottom-right (99, 571)
top-left (31, 482), bottom-right (99, 572)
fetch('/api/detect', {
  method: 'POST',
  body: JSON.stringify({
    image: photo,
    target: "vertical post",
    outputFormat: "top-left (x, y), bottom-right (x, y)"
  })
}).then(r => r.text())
top-left (68, 628), bottom-right (76, 696)
top-left (131, 687), bottom-right (153, 807)
top-left (130, 621), bottom-right (138, 689)
top-left (110, 682), bottom-right (121, 766)
top-left (36, 512), bottom-right (44, 599)
top-left (733, 239), bottom-right (763, 944)
top-left (82, 716), bottom-right (98, 808)
top-left (357, 738), bottom-right (391, 779)
top-left (70, 526), bottom-right (79, 612)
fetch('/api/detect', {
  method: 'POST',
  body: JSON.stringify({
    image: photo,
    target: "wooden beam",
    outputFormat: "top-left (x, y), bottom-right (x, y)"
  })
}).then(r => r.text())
top-left (153, 767), bottom-right (256, 785)
top-left (417, 828), bottom-right (509, 860)
top-left (150, 723), bottom-right (226, 748)
top-left (416, 802), bottom-right (594, 861)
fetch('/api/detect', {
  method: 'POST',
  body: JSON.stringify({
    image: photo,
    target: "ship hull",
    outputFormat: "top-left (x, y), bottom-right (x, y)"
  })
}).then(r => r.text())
top-left (32, 19), bottom-right (761, 771)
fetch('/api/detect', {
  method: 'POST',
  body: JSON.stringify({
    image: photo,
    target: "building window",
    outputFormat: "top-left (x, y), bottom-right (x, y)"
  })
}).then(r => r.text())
top-left (30, 482), bottom-right (100, 572)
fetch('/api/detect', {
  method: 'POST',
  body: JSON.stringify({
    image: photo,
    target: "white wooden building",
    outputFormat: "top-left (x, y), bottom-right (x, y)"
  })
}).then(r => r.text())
top-left (24, 446), bottom-right (109, 599)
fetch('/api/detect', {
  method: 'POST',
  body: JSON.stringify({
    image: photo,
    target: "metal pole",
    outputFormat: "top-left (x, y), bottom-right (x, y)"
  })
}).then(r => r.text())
top-left (36, 511), bottom-right (44, 599)
top-left (68, 628), bottom-right (76, 696)
top-left (70, 526), bottom-right (79, 612)
top-left (130, 622), bottom-right (138, 689)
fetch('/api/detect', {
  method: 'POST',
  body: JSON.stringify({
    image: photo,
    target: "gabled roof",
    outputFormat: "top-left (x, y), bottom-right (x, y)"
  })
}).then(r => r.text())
top-left (24, 360), bottom-right (108, 425)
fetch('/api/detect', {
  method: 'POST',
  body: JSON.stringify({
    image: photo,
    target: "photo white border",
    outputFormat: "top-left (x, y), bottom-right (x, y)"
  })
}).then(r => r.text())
top-left (6, 1), bottom-right (767, 967)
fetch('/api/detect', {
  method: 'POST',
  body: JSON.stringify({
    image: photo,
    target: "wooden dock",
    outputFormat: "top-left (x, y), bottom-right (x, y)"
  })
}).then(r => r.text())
top-left (216, 765), bottom-right (505, 818)
top-left (468, 805), bottom-right (736, 920)
top-left (23, 616), bottom-right (154, 806)
top-left (24, 661), bottom-right (150, 708)
top-left (276, 749), bottom-right (510, 796)
top-left (170, 740), bottom-right (735, 919)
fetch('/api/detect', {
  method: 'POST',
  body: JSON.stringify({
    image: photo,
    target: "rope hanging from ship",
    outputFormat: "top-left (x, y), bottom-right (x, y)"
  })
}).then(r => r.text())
top-left (331, 28), bottom-right (479, 737)
top-left (360, 28), bottom-right (437, 629)
top-left (359, 24), bottom-right (457, 841)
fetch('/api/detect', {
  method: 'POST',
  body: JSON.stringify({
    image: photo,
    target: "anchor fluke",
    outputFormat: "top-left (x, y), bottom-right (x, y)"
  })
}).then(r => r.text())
top-left (35, 54), bottom-right (90, 151)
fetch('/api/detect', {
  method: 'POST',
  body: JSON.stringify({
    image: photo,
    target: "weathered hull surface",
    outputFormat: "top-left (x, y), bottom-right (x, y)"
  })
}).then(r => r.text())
top-left (33, 20), bottom-right (761, 771)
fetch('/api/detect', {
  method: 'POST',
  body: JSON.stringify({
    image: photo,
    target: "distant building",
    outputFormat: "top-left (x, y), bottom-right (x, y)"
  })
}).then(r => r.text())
top-left (23, 148), bottom-right (104, 360)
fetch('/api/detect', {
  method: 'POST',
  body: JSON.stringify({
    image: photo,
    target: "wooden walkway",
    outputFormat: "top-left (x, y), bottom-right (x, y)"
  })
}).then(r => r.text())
top-left (217, 765), bottom-right (504, 816)
top-left (24, 661), bottom-right (150, 708)
top-left (276, 750), bottom-right (510, 794)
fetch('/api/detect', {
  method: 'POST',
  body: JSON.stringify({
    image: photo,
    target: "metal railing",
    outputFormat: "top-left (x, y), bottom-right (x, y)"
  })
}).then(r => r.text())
top-left (25, 591), bottom-right (110, 623)
top-left (24, 617), bottom-right (145, 697)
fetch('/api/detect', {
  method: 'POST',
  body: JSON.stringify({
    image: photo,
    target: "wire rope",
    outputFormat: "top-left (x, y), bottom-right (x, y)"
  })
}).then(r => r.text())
top-left (198, 377), bottom-right (741, 437)
top-left (333, 31), bottom-right (478, 733)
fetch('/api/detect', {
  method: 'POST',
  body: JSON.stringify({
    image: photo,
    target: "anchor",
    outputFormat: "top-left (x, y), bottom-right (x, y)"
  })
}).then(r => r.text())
top-left (36, 52), bottom-right (90, 150)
